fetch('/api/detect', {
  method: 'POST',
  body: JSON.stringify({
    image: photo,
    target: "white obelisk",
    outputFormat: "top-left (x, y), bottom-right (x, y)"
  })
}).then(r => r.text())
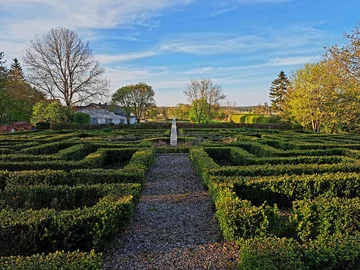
top-left (170, 118), bottom-right (177, 146)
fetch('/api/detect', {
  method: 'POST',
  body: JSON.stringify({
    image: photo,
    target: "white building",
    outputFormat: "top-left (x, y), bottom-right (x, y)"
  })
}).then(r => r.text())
top-left (76, 103), bottom-right (135, 125)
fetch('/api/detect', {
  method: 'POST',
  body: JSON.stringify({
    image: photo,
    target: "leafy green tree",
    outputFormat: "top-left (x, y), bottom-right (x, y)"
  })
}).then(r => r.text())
top-left (269, 71), bottom-right (290, 112)
top-left (174, 103), bottom-right (191, 120)
top-left (285, 63), bottom-right (342, 133)
top-left (189, 98), bottom-right (208, 124)
top-left (5, 75), bottom-right (44, 122)
top-left (112, 82), bottom-right (155, 123)
top-left (111, 86), bottom-right (134, 123)
top-left (31, 100), bottom-right (71, 125)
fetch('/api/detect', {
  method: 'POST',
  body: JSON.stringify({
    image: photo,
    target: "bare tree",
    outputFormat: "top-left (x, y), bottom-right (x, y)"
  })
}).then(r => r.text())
top-left (24, 27), bottom-right (109, 106)
top-left (184, 78), bottom-right (226, 123)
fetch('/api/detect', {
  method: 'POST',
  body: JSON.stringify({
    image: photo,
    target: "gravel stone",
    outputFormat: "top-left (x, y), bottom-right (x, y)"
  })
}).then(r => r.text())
top-left (102, 153), bottom-right (239, 269)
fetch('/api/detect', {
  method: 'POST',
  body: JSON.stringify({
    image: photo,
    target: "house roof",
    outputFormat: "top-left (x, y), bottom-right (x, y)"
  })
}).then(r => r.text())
top-left (76, 103), bottom-right (126, 116)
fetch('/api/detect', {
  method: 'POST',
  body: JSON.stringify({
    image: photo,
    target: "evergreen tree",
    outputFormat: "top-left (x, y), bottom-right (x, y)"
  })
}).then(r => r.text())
top-left (0, 52), bottom-right (9, 122)
top-left (0, 52), bottom-right (7, 79)
top-left (9, 58), bottom-right (24, 80)
top-left (269, 71), bottom-right (290, 112)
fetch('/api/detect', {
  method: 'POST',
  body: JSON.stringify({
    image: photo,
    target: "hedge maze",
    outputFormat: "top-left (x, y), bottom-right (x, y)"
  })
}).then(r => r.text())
top-left (1, 128), bottom-right (360, 269)
top-left (0, 130), bottom-right (156, 269)
top-left (190, 130), bottom-right (360, 269)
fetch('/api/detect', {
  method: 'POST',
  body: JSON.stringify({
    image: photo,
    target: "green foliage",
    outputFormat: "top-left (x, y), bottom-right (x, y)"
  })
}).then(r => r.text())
top-left (210, 162), bottom-right (360, 178)
top-left (238, 237), bottom-right (306, 270)
top-left (71, 112), bottom-right (90, 124)
top-left (20, 141), bottom-right (75, 155)
top-left (189, 147), bottom-right (219, 186)
top-left (0, 191), bottom-right (138, 256)
top-left (305, 233), bottom-right (360, 270)
top-left (31, 101), bottom-right (71, 125)
top-left (291, 197), bottom-right (360, 241)
top-left (238, 234), bottom-right (360, 270)
top-left (215, 186), bottom-right (280, 240)
top-left (0, 250), bottom-right (102, 270)
top-left (231, 114), bottom-right (281, 124)
top-left (229, 171), bottom-right (360, 207)
top-left (0, 183), bottom-right (140, 211)
top-left (112, 82), bottom-right (155, 123)
top-left (189, 98), bottom-right (208, 124)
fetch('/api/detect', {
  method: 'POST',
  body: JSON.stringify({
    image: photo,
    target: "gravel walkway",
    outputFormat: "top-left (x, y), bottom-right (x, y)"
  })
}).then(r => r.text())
top-left (103, 153), bottom-right (239, 270)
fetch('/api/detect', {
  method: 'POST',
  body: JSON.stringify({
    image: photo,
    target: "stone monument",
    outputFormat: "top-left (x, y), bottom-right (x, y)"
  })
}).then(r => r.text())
top-left (170, 118), bottom-right (177, 146)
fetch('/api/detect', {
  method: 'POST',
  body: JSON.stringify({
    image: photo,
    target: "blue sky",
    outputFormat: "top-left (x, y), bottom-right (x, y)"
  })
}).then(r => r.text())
top-left (0, 0), bottom-right (359, 106)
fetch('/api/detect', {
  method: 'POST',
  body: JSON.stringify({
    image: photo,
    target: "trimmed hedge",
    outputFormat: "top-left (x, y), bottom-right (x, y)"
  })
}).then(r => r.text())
top-left (222, 171), bottom-right (360, 207)
top-left (0, 183), bottom-right (141, 211)
top-left (239, 234), bottom-right (360, 270)
top-left (0, 193), bottom-right (137, 256)
top-left (232, 141), bottom-right (347, 157)
top-left (238, 237), bottom-right (306, 270)
top-left (0, 148), bottom-right (155, 189)
top-left (214, 185), bottom-right (280, 240)
top-left (0, 147), bottom-right (143, 171)
top-left (0, 250), bottom-right (102, 270)
top-left (20, 141), bottom-right (76, 155)
top-left (291, 196), bottom-right (360, 241)
top-left (210, 162), bottom-right (360, 177)
top-left (190, 148), bottom-right (280, 240)
top-left (0, 154), bottom-right (59, 162)
top-left (305, 233), bottom-right (360, 270)
top-left (56, 144), bottom-right (97, 161)
top-left (2, 148), bottom-right (155, 187)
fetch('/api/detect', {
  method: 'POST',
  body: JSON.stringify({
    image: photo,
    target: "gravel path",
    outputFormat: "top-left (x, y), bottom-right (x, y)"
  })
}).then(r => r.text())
top-left (103, 153), bottom-right (239, 270)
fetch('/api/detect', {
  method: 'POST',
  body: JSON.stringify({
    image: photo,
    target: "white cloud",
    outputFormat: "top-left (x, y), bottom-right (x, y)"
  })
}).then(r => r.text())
top-left (211, 0), bottom-right (289, 16)
top-left (97, 51), bottom-right (160, 64)
top-left (0, 0), bottom-right (193, 61)
top-left (267, 56), bottom-right (320, 66)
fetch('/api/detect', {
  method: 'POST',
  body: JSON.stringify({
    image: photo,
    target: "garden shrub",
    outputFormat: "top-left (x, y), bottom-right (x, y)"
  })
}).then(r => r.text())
top-left (238, 237), bottom-right (306, 270)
